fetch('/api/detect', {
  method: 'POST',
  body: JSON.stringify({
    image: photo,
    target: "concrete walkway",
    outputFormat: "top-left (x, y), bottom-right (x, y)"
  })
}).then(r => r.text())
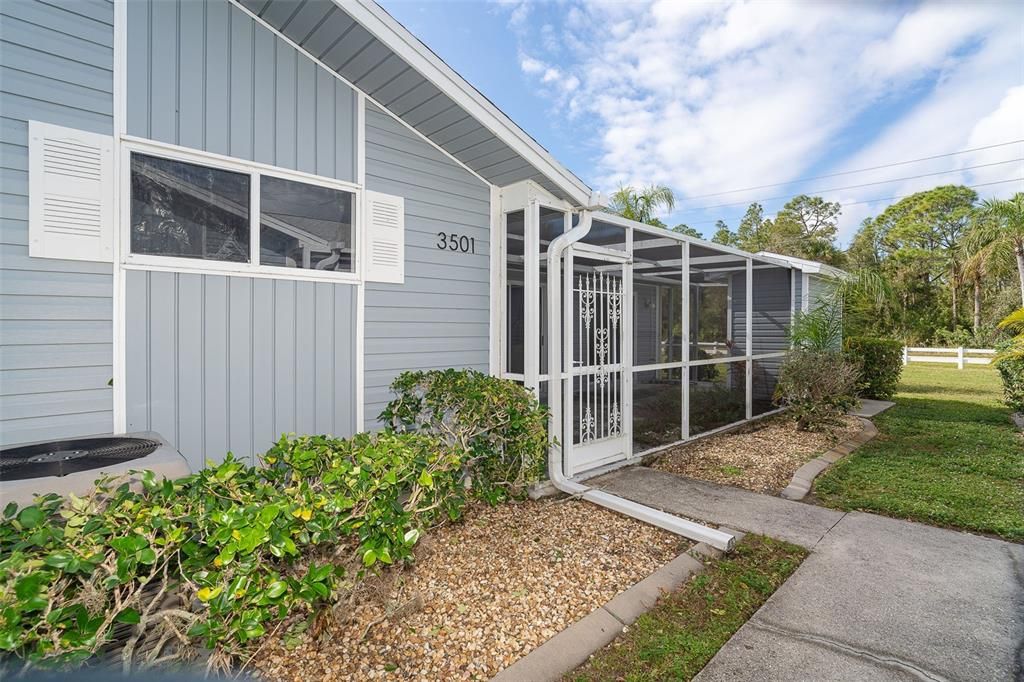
top-left (850, 398), bottom-right (896, 417)
top-left (593, 467), bottom-right (1024, 681)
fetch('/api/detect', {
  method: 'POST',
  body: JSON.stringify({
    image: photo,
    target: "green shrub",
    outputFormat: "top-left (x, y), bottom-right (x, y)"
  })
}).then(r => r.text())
top-left (0, 431), bottom-right (468, 673)
top-left (774, 350), bottom-right (859, 431)
top-left (843, 336), bottom-right (903, 400)
top-left (995, 341), bottom-right (1024, 413)
top-left (380, 369), bottom-right (549, 500)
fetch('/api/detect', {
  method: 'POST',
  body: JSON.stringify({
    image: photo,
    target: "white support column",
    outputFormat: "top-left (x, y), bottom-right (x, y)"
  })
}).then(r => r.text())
top-left (111, 0), bottom-right (128, 432)
top-left (489, 185), bottom-right (502, 376)
top-left (524, 199), bottom-right (540, 393)
top-left (354, 92), bottom-right (366, 431)
top-left (903, 346), bottom-right (909, 365)
top-left (957, 346), bottom-right (965, 370)
top-left (789, 268), bottom-right (797, 350)
top-left (623, 226), bottom-right (634, 459)
top-left (745, 258), bottom-right (753, 421)
top-left (681, 241), bottom-right (690, 441)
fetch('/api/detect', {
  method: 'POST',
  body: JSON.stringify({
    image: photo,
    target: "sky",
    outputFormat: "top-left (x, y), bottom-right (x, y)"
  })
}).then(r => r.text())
top-left (379, 0), bottom-right (1024, 245)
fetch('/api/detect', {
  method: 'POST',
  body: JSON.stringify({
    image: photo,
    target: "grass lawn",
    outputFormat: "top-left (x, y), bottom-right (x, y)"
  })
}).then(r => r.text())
top-left (815, 364), bottom-right (1024, 541)
top-left (569, 536), bottom-right (806, 682)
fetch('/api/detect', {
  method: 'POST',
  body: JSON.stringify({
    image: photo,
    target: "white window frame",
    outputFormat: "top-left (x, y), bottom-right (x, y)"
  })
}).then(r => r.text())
top-left (119, 135), bottom-right (363, 284)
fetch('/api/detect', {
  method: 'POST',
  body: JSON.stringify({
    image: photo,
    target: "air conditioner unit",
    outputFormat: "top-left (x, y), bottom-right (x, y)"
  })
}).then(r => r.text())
top-left (0, 432), bottom-right (191, 508)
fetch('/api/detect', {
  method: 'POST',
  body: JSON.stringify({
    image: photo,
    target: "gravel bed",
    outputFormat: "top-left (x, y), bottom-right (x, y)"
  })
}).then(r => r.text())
top-left (254, 499), bottom-right (685, 681)
top-left (650, 416), bottom-right (862, 494)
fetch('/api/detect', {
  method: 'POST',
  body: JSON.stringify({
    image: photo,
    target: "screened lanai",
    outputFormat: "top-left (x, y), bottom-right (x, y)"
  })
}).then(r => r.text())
top-left (500, 182), bottom-right (797, 480)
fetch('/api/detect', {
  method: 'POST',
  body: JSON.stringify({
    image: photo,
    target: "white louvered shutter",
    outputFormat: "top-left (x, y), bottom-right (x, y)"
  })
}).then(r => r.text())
top-left (28, 121), bottom-right (114, 262)
top-left (364, 190), bottom-right (405, 284)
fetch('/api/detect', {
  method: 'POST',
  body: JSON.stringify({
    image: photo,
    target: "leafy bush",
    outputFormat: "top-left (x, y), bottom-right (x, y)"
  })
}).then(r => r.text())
top-left (774, 350), bottom-right (859, 431)
top-left (380, 369), bottom-right (549, 500)
top-left (993, 309), bottom-right (1024, 412)
top-left (0, 431), bottom-right (467, 673)
top-left (843, 336), bottom-right (903, 400)
top-left (931, 326), bottom-right (997, 348)
top-left (995, 342), bottom-right (1024, 413)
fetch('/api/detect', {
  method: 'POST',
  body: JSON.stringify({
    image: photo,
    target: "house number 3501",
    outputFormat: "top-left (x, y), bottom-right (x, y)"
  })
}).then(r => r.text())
top-left (436, 232), bottom-right (476, 254)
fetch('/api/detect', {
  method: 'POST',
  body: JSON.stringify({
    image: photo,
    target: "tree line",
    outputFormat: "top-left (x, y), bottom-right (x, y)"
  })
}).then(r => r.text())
top-left (608, 185), bottom-right (1024, 345)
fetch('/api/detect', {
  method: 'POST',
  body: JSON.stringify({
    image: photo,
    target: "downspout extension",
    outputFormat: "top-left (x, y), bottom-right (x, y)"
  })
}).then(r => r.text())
top-left (545, 211), bottom-right (736, 552)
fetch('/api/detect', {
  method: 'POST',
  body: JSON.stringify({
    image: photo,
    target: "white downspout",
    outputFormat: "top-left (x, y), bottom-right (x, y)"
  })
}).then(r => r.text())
top-left (546, 211), bottom-right (735, 551)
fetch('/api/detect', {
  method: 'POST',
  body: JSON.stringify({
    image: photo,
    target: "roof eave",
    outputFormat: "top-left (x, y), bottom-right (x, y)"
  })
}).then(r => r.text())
top-left (340, 0), bottom-right (594, 206)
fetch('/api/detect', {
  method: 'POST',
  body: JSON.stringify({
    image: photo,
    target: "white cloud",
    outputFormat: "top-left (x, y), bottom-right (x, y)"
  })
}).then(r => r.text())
top-left (519, 54), bottom-right (546, 74)
top-left (496, 0), bottom-right (1024, 240)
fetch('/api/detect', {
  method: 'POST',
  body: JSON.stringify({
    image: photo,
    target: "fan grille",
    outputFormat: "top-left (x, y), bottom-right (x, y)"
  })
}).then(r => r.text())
top-left (0, 437), bottom-right (162, 481)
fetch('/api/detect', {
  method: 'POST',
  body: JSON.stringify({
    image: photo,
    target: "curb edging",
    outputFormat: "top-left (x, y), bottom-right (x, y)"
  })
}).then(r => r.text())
top-left (779, 417), bottom-right (878, 501)
top-left (491, 536), bottom-right (741, 682)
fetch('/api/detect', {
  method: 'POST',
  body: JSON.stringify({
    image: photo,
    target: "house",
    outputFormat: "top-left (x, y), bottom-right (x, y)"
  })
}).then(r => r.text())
top-left (0, 0), bottom-right (832, 491)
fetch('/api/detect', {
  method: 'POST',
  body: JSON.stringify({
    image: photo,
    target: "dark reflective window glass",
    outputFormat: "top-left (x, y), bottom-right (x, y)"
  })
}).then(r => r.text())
top-left (260, 176), bottom-right (354, 272)
top-left (130, 153), bottom-right (250, 262)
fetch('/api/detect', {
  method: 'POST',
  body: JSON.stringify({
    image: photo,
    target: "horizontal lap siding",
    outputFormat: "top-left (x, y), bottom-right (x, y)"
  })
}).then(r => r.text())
top-left (0, 0), bottom-right (114, 445)
top-left (751, 268), bottom-right (793, 355)
top-left (732, 268), bottom-right (791, 401)
top-left (732, 267), bottom-right (792, 356)
top-left (364, 104), bottom-right (490, 429)
top-left (125, 271), bottom-right (356, 471)
top-left (126, 0), bottom-right (356, 181)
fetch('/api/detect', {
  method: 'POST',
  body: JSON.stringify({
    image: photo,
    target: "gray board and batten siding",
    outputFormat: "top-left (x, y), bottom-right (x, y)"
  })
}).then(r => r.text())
top-left (0, 0), bottom-right (494, 457)
top-left (363, 103), bottom-right (491, 430)
top-left (0, 0), bottom-right (115, 446)
top-left (126, 0), bottom-right (357, 182)
top-left (124, 272), bottom-right (356, 471)
top-left (121, 0), bottom-right (362, 470)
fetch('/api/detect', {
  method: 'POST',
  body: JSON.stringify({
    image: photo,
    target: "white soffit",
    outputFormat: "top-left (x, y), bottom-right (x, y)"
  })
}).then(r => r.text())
top-left (238, 0), bottom-right (593, 205)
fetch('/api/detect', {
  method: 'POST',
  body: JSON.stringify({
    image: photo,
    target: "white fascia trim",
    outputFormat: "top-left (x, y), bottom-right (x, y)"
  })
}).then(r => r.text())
top-left (112, 0), bottom-right (128, 433)
top-left (756, 251), bottom-right (847, 279)
top-left (590, 211), bottom-right (794, 269)
top-left (339, 0), bottom-right (593, 207)
top-left (225, 0), bottom-right (491, 191)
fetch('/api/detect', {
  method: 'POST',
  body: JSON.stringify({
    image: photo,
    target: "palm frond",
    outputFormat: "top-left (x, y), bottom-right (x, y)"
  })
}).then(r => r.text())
top-left (997, 308), bottom-right (1024, 334)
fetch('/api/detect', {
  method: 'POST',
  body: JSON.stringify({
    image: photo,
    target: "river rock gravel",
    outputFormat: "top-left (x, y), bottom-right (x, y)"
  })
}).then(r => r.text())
top-left (253, 498), bottom-right (684, 681)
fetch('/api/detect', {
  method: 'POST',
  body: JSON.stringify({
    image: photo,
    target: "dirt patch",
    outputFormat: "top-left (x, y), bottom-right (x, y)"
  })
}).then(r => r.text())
top-left (650, 416), bottom-right (861, 494)
top-left (254, 499), bottom-right (684, 681)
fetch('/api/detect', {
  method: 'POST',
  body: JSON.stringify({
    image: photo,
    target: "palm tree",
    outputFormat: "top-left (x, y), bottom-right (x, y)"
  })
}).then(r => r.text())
top-left (994, 307), bottom-right (1024, 362)
top-left (607, 184), bottom-right (675, 226)
top-left (965, 193), bottom-right (1024, 306)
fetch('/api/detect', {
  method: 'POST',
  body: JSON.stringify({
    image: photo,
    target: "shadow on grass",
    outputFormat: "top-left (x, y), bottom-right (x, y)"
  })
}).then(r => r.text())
top-left (898, 383), bottom-right (1004, 400)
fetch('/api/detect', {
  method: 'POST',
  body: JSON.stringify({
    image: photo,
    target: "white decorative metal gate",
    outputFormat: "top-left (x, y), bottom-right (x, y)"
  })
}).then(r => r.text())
top-left (566, 265), bottom-right (628, 475)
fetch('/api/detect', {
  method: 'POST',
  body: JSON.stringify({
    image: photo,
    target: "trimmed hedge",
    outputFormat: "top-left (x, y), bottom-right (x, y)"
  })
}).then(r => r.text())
top-left (844, 336), bottom-right (903, 400)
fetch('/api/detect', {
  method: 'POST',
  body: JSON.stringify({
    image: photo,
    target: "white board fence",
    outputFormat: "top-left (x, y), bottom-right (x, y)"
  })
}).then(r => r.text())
top-left (902, 347), bottom-right (995, 369)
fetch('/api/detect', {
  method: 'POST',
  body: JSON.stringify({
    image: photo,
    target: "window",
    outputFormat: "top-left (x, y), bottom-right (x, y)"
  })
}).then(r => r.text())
top-left (130, 153), bottom-right (250, 262)
top-left (128, 150), bottom-right (357, 276)
top-left (260, 175), bottom-right (353, 272)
